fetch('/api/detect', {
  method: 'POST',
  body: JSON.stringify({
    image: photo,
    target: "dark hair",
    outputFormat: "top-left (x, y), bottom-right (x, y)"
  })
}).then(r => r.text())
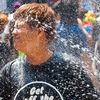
top-left (21, 0), bottom-right (48, 4)
top-left (53, 0), bottom-right (79, 25)
top-left (79, 9), bottom-right (88, 20)
top-left (14, 3), bottom-right (56, 44)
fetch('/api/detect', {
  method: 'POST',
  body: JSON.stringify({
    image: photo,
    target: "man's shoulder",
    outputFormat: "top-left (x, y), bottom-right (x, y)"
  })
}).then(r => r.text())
top-left (53, 51), bottom-right (87, 78)
top-left (53, 51), bottom-right (81, 65)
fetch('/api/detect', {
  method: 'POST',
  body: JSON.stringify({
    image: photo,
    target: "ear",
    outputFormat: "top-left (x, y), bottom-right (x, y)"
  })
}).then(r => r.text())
top-left (37, 27), bottom-right (44, 38)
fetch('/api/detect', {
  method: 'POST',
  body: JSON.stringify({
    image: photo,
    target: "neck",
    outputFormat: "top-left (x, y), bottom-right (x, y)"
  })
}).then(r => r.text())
top-left (26, 47), bottom-right (53, 65)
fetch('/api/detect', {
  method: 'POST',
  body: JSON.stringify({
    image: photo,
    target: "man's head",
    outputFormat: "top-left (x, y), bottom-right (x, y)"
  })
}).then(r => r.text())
top-left (13, 3), bottom-right (56, 52)
top-left (53, 0), bottom-right (79, 25)
top-left (0, 13), bottom-right (8, 32)
top-left (14, 3), bottom-right (56, 43)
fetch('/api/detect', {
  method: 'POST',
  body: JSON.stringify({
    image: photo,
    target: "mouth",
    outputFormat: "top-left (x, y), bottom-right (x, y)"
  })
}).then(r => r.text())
top-left (13, 35), bottom-right (20, 40)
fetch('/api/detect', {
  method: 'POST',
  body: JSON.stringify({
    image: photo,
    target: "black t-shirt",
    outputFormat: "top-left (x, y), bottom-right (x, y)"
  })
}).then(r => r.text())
top-left (0, 51), bottom-right (99, 100)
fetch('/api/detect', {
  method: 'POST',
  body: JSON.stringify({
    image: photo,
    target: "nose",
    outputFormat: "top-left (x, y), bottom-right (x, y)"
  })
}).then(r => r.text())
top-left (12, 28), bottom-right (18, 36)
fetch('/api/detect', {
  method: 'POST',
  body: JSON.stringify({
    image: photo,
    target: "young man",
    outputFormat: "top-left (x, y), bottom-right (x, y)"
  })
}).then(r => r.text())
top-left (0, 3), bottom-right (99, 100)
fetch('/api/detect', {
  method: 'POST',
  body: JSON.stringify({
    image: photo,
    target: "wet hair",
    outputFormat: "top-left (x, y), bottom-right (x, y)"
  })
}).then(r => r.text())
top-left (14, 3), bottom-right (56, 44)
top-left (0, 13), bottom-right (8, 32)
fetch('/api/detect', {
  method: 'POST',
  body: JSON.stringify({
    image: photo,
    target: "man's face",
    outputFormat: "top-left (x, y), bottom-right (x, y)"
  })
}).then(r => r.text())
top-left (12, 18), bottom-right (36, 52)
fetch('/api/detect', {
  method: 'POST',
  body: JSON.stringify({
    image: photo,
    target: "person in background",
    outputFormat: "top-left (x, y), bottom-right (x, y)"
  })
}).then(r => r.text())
top-left (0, 13), bottom-right (10, 69)
top-left (0, 3), bottom-right (99, 100)
top-left (50, 0), bottom-right (87, 57)
top-left (12, 1), bottom-right (22, 13)
top-left (50, 0), bottom-right (98, 88)
top-left (4, 1), bottom-right (22, 60)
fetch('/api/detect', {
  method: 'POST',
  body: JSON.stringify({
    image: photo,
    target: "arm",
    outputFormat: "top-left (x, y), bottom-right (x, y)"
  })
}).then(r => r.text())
top-left (77, 18), bottom-right (92, 41)
top-left (77, 18), bottom-right (92, 47)
top-left (80, 52), bottom-right (99, 89)
top-left (81, 28), bottom-right (92, 41)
